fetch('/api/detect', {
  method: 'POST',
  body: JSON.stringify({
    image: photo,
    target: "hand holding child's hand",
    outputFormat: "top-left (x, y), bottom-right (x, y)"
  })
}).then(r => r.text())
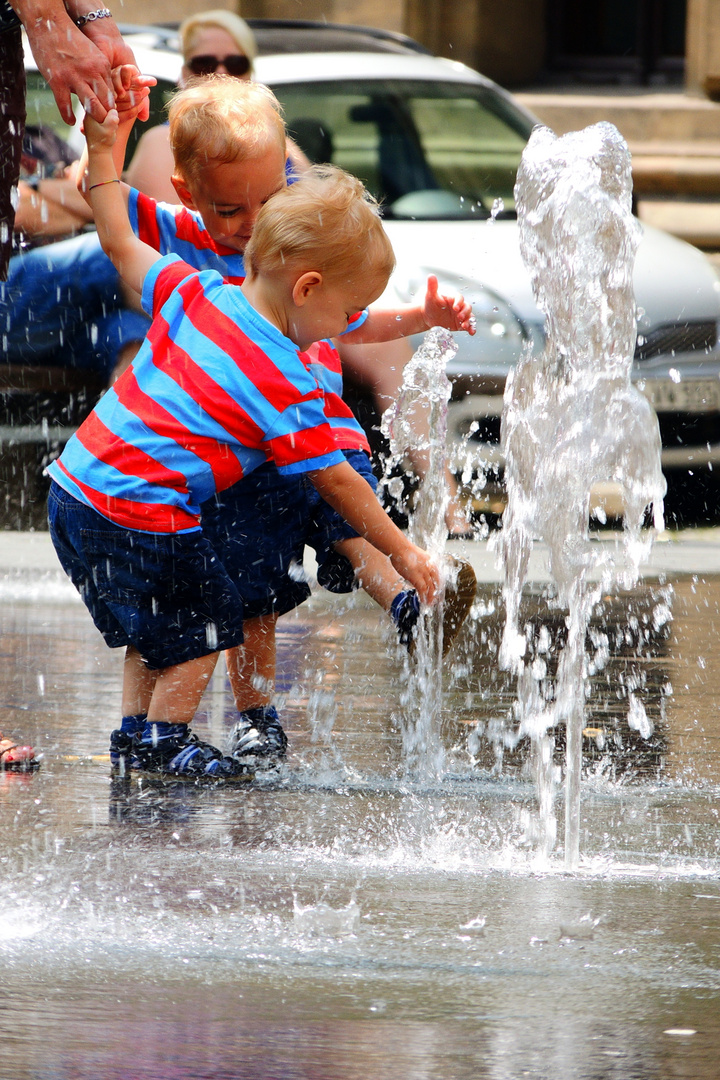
top-left (422, 274), bottom-right (476, 335)
top-left (83, 108), bottom-right (119, 152)
top-left (112, 64), bottom-right (156, 123)
top-left (391, 543), bottom-right (440, 606)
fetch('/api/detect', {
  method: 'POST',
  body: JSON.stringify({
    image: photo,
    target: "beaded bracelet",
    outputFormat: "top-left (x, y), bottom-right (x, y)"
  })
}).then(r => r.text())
top-left (88, 178), bottom-right (120, 191)
top-left (74, 8), bottom-right (113, 28)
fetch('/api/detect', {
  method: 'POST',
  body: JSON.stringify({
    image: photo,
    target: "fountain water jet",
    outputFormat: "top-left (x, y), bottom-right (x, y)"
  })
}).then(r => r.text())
top-left (495, 123), bottom-right (667, 868)
top-left (381, 327), bottom-right (458, 778)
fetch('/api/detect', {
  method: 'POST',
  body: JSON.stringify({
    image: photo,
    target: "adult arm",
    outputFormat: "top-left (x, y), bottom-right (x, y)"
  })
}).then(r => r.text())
top-left (306, 460), bottom-right (439, 604)
top-left (14, 175), bottom-right (93, 236)
top-left (10, 1), bottom-right (136, 123)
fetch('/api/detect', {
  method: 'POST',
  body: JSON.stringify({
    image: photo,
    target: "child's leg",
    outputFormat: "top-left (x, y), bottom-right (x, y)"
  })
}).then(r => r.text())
top-left (225, 613), bottom-right (277, 711)
top-left (122, 645), bottom-right (157, 717)
top-left (200, 466), bottom-right (314, 764)
top-left (146, 651), bottom-right (220, 725)
top-left (114, 649), bottom-right (224, 770)
top-left (224, 614), bottom-right (287, 763)
top-left (48, 483), bottom-right (248, 777)
top-left (129, 651), bottom-right (256, 778)
top-left (333, 536), bottom-right (405, 612)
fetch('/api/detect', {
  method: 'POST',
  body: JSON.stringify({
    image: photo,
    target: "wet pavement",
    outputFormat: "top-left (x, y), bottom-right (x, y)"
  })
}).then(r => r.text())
top-left (1, 529), bottom-right (719, 1080)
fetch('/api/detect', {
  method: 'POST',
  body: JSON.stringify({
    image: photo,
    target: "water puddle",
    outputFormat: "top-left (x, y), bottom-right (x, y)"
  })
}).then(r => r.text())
top-left (1, 566), bottom-right (719, 1078)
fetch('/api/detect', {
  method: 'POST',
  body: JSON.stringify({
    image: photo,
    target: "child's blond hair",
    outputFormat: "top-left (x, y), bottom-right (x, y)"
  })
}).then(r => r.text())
top-left (245, 164), bottom-right (395, 289)
top-left (168, 79), bottom-right (285, 181)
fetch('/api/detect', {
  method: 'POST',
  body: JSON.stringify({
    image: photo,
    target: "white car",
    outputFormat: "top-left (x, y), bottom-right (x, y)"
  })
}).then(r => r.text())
top-left (23, 21), bottom-right (720, 505)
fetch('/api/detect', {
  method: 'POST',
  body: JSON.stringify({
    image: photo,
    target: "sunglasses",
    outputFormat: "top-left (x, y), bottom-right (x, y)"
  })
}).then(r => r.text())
top-left (187, 54), bottom-right (251, 77)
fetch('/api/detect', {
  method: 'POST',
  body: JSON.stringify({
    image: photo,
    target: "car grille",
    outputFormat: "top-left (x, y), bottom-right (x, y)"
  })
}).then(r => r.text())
top-left (656, 412), bottom-right (720, 447)
top-left (635, 321), bottom-right (718, 362)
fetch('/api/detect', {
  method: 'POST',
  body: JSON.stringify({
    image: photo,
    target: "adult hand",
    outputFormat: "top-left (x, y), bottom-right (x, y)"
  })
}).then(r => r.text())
top-left (21, 6), bottom-right (139, 125)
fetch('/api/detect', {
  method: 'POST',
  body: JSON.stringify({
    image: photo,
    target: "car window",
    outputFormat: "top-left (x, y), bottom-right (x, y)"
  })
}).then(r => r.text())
top-left (279, 78), bottom-right (530, 219)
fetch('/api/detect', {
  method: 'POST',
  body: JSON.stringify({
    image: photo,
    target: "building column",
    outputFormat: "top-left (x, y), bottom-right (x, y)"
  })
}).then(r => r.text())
top-left (686, 0), bottom-right (720, 98)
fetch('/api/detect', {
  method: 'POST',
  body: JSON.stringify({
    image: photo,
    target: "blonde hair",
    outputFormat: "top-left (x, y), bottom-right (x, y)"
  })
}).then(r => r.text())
top-left (245, 164), bottom-right (396, 288)
top-left (180, 9), bottom-right (257, 72)
top-left (168, 79), bottom-right (286, 181)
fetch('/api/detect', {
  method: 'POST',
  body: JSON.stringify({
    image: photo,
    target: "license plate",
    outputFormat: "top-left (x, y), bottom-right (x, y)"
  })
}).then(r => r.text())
top-left (639, 377), bottom-right (720, 413)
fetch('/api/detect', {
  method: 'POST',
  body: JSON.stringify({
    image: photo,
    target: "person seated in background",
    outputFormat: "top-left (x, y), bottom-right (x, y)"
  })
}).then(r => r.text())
top-left (13, 124), bottom-right (91, 245)
top-left (0, 9), bottom-right (279, 388)
top-left (0, 70), bottom-right (154, 385)
top-left (124, 7), bottom-right (262, 201)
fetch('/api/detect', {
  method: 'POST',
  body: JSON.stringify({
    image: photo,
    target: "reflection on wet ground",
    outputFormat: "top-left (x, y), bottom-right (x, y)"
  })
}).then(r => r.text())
top-left (1, 564), bottom-right (720, 1079)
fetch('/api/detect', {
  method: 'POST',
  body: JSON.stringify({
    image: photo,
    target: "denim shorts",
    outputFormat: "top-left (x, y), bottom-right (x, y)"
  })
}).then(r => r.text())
top-left (304, 448), bottom-right (378, 593)
top-left (48, 482), bottom-right (246, 670)
top-left (201, 462), bottom-right (313, 620)
top-left (200, 450), bottom-right (378, 613)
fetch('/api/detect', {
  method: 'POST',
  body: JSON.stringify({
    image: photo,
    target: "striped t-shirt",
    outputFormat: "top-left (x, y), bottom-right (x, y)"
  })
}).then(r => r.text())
top-left (128, 189), bottom-right (372, 453)
top-left (47, 255), bottom-right (344, 533)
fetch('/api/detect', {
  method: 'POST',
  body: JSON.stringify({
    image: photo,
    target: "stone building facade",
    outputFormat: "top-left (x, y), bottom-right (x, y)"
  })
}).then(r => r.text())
top-left (116, 0), bottom-right (720, 98)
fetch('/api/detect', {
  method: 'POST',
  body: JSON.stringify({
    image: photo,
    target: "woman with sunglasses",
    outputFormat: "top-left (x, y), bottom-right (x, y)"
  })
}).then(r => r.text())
top-left (124, 9), bottom-right (259, 203)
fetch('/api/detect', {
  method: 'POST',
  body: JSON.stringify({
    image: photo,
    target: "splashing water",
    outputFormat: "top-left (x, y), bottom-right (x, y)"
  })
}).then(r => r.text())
top-left (381, 327), bottom-right (458, 778)
top-left (494, 123), bottom-right (666, 868)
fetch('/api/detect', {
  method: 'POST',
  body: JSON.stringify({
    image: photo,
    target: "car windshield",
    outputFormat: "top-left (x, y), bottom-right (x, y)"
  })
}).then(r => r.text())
top-left (277, 78), bottom-right (532, 220)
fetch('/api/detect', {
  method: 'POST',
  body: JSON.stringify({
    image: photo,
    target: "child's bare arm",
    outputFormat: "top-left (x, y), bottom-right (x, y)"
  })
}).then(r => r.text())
top-left (343, 274), bottom-right (475, 344)
top-left (306, 461), bottom-right (439, 604)
top-left (77, 65), bottom-right (154, 208)
top-left (85, 110), bottom-right (161, 296)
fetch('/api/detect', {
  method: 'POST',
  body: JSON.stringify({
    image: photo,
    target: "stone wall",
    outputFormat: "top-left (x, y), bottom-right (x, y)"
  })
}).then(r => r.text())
top-left (115, 0), bottom-right (546, 84)
top-left (405, 0), bottom-right (546, 86)
top-left (113, 0), bottom-right (720, 98)
top-left (115, 0), bottom-right (404, 34)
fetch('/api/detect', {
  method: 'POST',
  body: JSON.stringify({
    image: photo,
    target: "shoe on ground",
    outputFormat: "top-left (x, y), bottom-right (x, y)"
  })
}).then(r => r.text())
top-left (392, 557), bottom-right (476, 659)
top-left (132, 722), bottom-right (250, 779)
top-left (0, 734), bottom-right (40, 772)
top-left (229, 706), bottom-right (287, 765)
top-left (109, 714), bottom-right (147, 772)
top-left (109, 728), bottom-right (140, 772)
top-left (441, 556), bottom-right (477, 657)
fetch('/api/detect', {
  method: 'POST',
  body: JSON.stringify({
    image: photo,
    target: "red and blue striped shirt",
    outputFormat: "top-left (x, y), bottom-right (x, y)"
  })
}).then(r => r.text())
top-left (47, 256), bottom-right (344, 534)
top-left (128, 190), bottom-right (371, 454)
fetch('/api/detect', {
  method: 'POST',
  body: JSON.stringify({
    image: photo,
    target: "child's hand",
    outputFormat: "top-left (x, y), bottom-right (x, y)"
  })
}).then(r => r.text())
top-left (83, 108), bottom-right (119, 152)
top-left (422, 274), bottom-right (476, 335)
top-left (112, 64), bottom-right (156, 124)
top-left (391, 543), bottom-right (440, 606)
